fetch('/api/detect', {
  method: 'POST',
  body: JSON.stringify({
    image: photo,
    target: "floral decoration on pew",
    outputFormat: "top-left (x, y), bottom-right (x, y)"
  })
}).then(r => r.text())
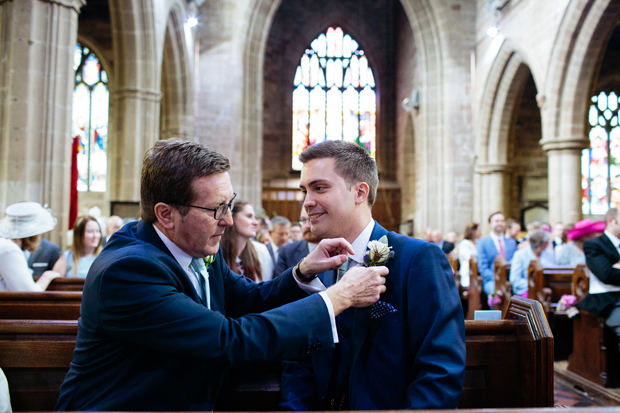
top-left (487, 290), bottom-right (503, 308)
top-left (557, 294), bottom-right (579, 318)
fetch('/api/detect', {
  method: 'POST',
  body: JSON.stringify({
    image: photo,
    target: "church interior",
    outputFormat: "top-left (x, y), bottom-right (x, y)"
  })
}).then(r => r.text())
top-left (3, 0), bottom-right (620, 410)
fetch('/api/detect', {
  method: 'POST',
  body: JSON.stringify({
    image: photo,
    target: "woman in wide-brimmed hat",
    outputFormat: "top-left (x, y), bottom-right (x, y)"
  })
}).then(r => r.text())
top-left (0, 202), bottom-right (62, 291)
top-left (556, 219), bottom-right (605, 266)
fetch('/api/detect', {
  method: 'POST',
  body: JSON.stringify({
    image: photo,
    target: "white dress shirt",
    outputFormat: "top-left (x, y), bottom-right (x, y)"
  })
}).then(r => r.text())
top-left (589, 231), bottom-right (620, 294)
top-left (489, 231), bottom-right (506, 257)
top-left (153, 226), bottom-right (209, 303)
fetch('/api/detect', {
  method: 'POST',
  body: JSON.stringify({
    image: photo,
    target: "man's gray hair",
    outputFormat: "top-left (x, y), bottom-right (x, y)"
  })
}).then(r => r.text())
top-left (529, 230), bottom-right (550, 250)
top-left (270, 216), bottom-right (291, 231)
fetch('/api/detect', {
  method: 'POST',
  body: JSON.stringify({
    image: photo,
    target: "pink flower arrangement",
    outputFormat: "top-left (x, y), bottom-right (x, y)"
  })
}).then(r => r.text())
top-left (557, 295), bottom-right (577, 312)
top-left (487, 290), bottom-right (503, 307)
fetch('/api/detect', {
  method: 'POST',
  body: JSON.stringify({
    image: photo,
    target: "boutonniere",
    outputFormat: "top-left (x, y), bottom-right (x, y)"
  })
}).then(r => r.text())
top-left (364, 236), bottom-right (397, 319)
top-left (203, 255), bottom-right (215, 271)
top-left (364, 235), bottom-right (395, 267)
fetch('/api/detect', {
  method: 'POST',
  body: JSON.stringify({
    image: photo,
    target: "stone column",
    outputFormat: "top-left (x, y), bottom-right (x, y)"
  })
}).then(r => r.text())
top-left (474, 163), bottom-right (510, 231)
top-left (542, 139), bottom-right (588, 224)
top-left (107, 88), bottom-right (162, 203)
top-left (0, 0), bottom-right (85, 247)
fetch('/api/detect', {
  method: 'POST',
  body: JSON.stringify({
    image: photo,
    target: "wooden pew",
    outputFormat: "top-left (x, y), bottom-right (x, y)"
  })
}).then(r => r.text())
top-left (33, 277), bottom-right (85, 291)
top-left (0, 291), bottom-right (81, 320)
top-left (568, 265), bottom-right (620, 388)
top-left (1, 297), bottom-right (553, 411)
top-left (492, 255), bottom-right (511, 313)
top-left (460, 296), bottom-right (553, 408)
top-left (527, 261), bottom-right (574, 315)
top-left (466, 256), bottom-right (482, 320)
top-left (0, 320), bottom-right (78, 411)
top-left (447, 255), bottom-right (468, 316)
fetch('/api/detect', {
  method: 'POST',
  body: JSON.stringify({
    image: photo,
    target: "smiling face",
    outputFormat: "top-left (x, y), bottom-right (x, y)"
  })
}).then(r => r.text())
top-left (168, 173), bottom-right (234, 258)
top-left (234, 203), bottom-right (258, 240)
top-left (83, 220), bottom-right (102, 249)
top-left (300, 157), bottom-right (369, 243)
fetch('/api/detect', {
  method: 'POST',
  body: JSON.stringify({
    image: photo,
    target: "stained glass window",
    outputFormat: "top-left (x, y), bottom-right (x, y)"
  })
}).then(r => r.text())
top-left (582, 91), bottom-right (620, 214)
top-left (72, 44), bottom-right (109, 192)
top-left (292, 27), bottom-right (376, 170)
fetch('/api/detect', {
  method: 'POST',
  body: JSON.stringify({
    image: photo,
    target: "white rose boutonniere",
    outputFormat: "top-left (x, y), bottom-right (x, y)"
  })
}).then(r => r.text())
top-left (364, 235), bottom-right (395, 267)
top-left (203, 255), bottom-right (215, 271)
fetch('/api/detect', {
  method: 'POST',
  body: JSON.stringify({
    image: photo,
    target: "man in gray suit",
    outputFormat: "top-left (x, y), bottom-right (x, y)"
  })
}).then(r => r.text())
top-left (276, 209), bottom-right (321, 275)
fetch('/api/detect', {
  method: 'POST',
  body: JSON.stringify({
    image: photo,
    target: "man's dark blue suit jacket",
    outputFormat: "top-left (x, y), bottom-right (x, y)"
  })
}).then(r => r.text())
top-left (55, 220), bottom-right (333, 411)
top-left (280, 223), bottom-right (466, 410)
top-left (276, 239), bottom-right (310, 275)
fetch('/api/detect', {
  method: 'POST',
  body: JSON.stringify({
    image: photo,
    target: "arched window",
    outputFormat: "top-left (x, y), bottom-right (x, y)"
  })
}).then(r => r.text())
top-left (72, 44), bottom-right (109, 192)
top-left (582, 91), bottom-right (620, 214)
top-left (292, 27), bottom-right (376, 170)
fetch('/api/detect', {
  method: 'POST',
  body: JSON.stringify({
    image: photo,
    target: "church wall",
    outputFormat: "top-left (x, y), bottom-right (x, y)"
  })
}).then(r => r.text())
top-left (261, 0), bottom-right (400, 184)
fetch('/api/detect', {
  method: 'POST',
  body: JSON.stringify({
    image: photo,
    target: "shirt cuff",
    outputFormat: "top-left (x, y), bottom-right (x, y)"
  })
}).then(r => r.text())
top-left (294, 273), bottom-right (327, 293)
top-left (318, 291), bottom-right (339, 344)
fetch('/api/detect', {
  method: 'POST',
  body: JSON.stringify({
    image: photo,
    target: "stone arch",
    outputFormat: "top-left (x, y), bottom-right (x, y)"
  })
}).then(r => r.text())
top-left (160, 2), bottom-right (194, 140)
top-left (76, 35), bottom-right (113, 86)
top-left (543, 0), bottom-right (620, 148)
top-left (243, 0), bottom-right (457, 229)
top-left (474, 40), bottom-right (538, 225)
top-left (107, 0), bottom-right (161, 202)
top-left (540, 0), bottom-right (620, 223)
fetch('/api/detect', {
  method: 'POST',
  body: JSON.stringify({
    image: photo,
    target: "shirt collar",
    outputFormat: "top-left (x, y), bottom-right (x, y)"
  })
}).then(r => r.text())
top-left (349, 219), bottom-right (376, 265)
top-left (489, 232), bottom-right (503, 242)
top-left (270, 240), bottom-right (279, 254)
top-left (605, 230), bottom-right (620, 249)
top-left (153, 225), bottom-right (194, 271)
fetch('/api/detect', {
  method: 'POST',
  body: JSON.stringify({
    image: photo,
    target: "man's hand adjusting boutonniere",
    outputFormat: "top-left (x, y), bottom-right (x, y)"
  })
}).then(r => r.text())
top-left (293, 237), bottom-right (388, 316)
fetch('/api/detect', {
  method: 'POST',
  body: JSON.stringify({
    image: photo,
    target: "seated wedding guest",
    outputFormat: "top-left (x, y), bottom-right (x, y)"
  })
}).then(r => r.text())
top-left (552, 222), bottom-right (565, 249)
top-left (102, 215), bottom-right (123, 246)
top-left (505, 218), bottom-right (521, 241)
top-left (276, 208), bottom-right (321, 276)
top-left (290, 221), bottom-right (303, 242)
top-left (0, 202), bottom-right (62, 291)
top-left (55, 138), bottom-right (387, 411)
top-left (266, 216), bottom-right (291, 269)
top-left (256, 229), bottom-right (272, 245)
top-left (0, 202), bottom-right (62, 278)
top-left (518, 220), bottom-right (542, 249)
top-left (446, 231), bottom-right (458, 245)
top-left (477, 211), bottom-right (518, 294)
top-left (556, 220), bottom-right (604, 266)
top-left (509, 230), bottom-right (551, 297)
top-left (458, 222), bottom-right (481, 288)
top-left (53, 216), bottom-right (102, 278)
top-left (221, 200), bottom-right (273, 282)
top-left (431, 229), bottom-right (455, 254)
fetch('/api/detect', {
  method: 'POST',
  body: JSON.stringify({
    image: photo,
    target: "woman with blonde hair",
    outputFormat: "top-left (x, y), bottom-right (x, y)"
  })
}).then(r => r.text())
top-left (220, 201), bottom-right (273, 282)
top-left (54, 215), bottom-right (102, 278)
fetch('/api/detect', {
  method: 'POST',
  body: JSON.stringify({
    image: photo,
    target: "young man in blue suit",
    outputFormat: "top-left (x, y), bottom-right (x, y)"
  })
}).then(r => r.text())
top-left (280, 140), bottom-right (466, 410)
top-left (56, 139), bottom-right (388, 412)
top-left (477, 211), bottom-right (518, 294)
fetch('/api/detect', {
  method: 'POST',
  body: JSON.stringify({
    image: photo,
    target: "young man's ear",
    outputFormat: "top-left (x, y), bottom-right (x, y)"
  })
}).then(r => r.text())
top-left (354, 182), bottom-right (370, 205)
top-left (154, 203), bottom-right (176, 230)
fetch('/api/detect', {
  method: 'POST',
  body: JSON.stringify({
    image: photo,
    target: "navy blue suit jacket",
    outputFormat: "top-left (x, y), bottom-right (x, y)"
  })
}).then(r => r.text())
top-left (476, 235), bottom-right (517, 294)
top-left (280, 223), bottom-right (466, 410)
top-left (56, 220), bottom-right (333, 411)
top-left (28, 238), bottom-right (61, 278)
top-left (276, 240), bottom-right (310, 275)
top-left (579, 234), bottom-right (620, 318)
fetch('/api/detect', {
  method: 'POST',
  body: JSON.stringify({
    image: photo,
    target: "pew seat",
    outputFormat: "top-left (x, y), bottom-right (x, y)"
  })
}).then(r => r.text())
top-left (0, 291), bottom-right (82, 320)
top-left (1, 298), bottom-right (553, 411)
top-left (33, 277), bottom-right (85, 291)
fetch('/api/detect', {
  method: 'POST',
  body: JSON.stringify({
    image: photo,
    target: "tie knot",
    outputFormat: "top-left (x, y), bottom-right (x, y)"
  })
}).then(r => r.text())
top-left (191, 257), bottom-right (206, 274)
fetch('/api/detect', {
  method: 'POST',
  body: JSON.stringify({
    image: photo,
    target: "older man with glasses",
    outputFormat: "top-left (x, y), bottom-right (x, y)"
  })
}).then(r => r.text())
top-left (56, 138), bottom-right (388, 412)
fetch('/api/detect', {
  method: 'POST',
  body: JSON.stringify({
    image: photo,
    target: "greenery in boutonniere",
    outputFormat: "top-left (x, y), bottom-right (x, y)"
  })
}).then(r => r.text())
top-left (203, 256), bottom-right (215, 270)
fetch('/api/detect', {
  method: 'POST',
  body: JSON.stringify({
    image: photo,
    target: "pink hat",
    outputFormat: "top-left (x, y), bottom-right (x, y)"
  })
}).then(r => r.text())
top-left (566, 219), bottom-right (605, 240)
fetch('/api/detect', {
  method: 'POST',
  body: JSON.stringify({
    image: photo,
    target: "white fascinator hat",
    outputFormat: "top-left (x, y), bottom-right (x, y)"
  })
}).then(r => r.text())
top-left (0, 202), bottom-right (57, 239)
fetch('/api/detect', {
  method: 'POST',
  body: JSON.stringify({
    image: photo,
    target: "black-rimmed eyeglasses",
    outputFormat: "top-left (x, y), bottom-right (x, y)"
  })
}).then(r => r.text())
top-left (176, 193), bottom-right (237, 220)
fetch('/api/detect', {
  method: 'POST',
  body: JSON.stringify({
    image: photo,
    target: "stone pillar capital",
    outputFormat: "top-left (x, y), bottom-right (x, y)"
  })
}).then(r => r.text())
top-left (540, 138), bottom-right (589, 153)
top-left (28, 0), bottom-right (87, 12)
top-left (110, 88), bottom-right (163, 103)
top-left (475, 163), bottom-right (510, 174)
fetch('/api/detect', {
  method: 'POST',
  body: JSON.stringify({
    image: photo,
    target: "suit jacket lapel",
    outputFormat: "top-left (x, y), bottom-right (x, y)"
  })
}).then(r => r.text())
top-left (601, 234), bottom-right (620, 260)
top-left (207, 256), bottom-right (225, 314)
